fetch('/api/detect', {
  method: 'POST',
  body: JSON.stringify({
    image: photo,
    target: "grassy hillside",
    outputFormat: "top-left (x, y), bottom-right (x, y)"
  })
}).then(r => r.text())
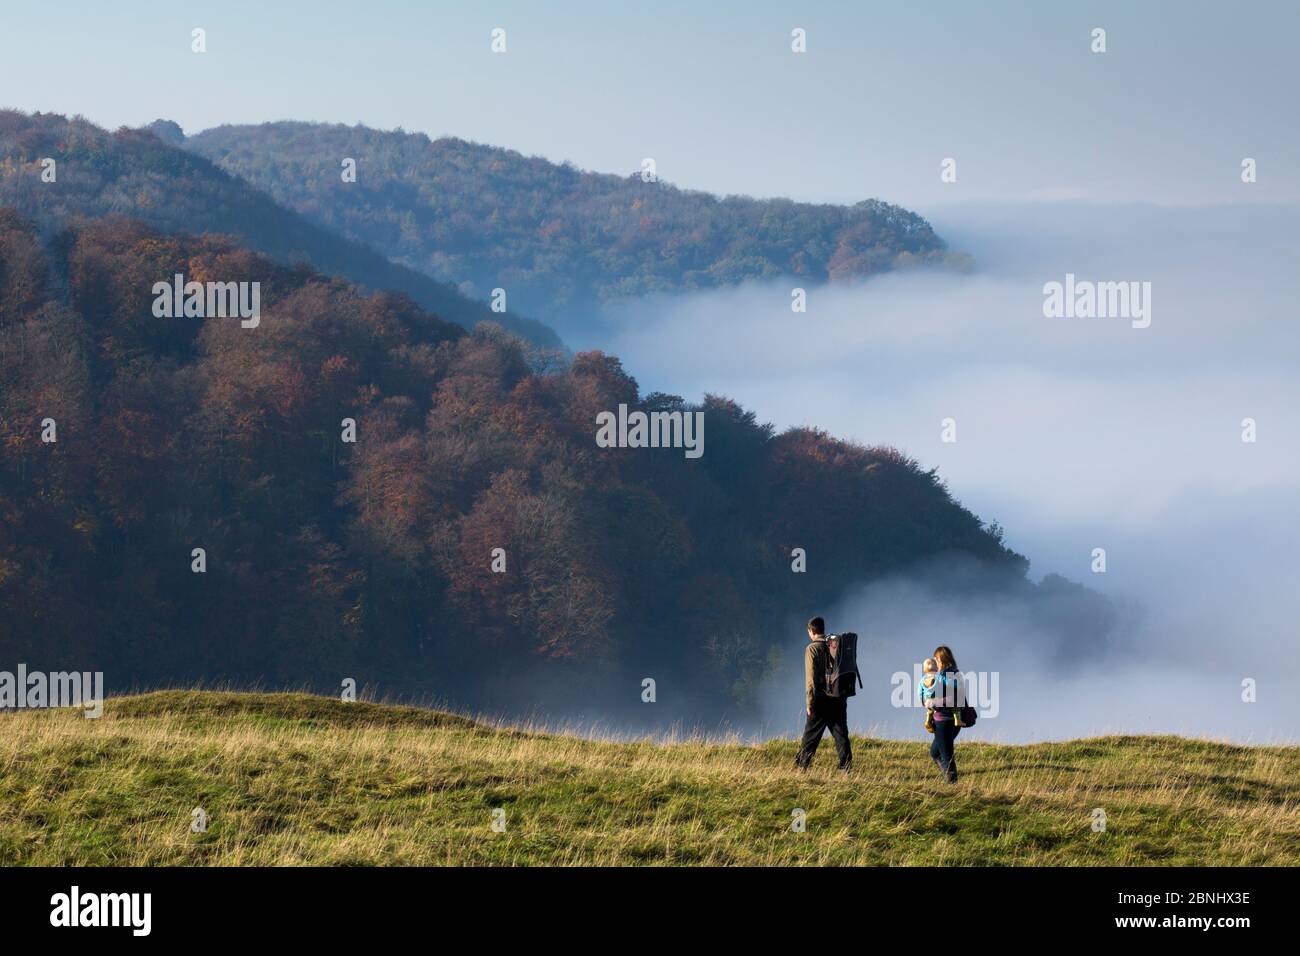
top-left (1, 691), bottom-right (1295, 866)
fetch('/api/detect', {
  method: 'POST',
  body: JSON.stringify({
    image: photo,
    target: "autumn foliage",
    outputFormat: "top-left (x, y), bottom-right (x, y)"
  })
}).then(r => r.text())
top-left (0, 212), bottom-right (1028, 714)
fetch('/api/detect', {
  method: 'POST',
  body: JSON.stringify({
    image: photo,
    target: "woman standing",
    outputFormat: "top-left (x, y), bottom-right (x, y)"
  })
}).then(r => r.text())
top-left (924, 645), bottom-right (962, 783)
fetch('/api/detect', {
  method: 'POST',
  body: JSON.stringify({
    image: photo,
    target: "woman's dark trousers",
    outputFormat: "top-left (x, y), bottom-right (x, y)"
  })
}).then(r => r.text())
top-left (931, 720), bottom-right (960, 781)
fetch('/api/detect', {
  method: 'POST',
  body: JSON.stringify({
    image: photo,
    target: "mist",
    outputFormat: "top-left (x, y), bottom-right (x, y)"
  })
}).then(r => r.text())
top-left (579, 202), bottom-right (1300, 744)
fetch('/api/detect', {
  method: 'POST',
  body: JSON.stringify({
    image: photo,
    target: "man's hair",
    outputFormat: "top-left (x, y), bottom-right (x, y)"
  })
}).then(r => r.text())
top-left (807, 616), bottom-right (825, 635)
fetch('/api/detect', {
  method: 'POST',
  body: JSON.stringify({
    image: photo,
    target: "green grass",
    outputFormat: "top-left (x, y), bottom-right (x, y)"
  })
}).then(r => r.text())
top-left (0, 690), bottom-right (1295, 865)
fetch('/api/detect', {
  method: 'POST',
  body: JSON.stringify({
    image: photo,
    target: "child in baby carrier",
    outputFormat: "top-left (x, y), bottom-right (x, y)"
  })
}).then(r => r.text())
top-left (918, 657), bottom-right (938, 733)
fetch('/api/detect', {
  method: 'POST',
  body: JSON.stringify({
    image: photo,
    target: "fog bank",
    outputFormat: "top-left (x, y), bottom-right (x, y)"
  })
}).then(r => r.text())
top-left (585, 202), bottom-right (1300, 743)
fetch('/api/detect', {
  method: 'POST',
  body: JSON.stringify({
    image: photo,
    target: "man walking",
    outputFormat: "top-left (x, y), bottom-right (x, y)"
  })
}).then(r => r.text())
top-left (794, 616), bottom-right (852, 772)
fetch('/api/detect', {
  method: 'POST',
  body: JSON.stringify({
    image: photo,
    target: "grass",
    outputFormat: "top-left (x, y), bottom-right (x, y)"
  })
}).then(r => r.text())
top-left (0, 690), bottom-right (1296, 865)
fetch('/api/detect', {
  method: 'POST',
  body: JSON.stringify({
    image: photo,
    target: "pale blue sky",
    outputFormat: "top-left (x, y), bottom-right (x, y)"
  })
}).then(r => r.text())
top-left (2, 0), bottom-right (1296, 208)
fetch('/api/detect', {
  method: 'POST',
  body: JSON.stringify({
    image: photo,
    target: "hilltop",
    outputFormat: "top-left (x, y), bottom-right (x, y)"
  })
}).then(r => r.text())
top-left (0, 690), bottom-right (1295, 866)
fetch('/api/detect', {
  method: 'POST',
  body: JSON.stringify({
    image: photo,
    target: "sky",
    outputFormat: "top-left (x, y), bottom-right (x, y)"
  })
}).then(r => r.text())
top-left (2, 0), bottom-right (1299, 207)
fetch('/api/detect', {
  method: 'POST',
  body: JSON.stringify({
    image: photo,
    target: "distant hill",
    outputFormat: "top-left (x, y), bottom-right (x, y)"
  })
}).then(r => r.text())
top-left (3, 690), bottom-right (1292, 866)
top-left (185, 121), bottom-right (967, 332)
top-left (0, 111), bottom-right (560, 348)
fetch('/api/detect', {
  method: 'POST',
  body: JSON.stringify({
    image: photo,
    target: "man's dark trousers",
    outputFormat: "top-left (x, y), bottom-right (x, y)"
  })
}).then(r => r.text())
top-left (795, 696), bottom-right (851, 770)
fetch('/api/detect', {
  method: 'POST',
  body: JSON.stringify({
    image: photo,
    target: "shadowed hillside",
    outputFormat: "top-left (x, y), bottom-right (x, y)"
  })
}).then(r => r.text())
top-left (0, 209), bottom-right (1100, 721)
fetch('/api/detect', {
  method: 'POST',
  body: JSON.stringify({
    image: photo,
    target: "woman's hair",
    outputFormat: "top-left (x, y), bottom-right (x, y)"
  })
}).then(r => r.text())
top-left (932, 645), bottom-right (958, 671)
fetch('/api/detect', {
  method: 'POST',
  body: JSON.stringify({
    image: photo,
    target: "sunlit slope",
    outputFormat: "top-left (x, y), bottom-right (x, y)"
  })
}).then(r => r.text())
top-left (1, 691), bottom-right (1295, 865)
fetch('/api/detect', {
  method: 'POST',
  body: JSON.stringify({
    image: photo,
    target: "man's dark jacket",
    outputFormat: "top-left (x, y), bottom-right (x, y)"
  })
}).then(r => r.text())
top-left (804, 636), bottom-right (830, 710)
